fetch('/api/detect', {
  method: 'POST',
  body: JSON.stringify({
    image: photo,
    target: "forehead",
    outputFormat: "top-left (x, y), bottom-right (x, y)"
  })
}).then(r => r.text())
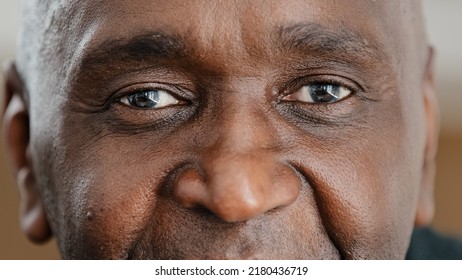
top-left (81, 0), bottom-right (394, 36)
top-left (49, 0), bottom-right (407, 76)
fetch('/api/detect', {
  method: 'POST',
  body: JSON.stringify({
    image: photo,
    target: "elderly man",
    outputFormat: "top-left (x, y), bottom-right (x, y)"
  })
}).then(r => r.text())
top-left (2, 0), bottom-right (458, 259)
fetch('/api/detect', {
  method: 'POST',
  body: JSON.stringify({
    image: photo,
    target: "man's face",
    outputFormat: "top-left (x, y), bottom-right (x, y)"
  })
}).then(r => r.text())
top-left (9, 0), bottom-right (436, 259)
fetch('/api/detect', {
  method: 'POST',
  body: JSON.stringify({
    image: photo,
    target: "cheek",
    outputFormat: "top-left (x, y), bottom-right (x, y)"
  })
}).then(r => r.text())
top-left (292, 107), bottom-right (423, 259)
top-left (314, 151), bottom-right (418, 259)
top-left (54, 136), bottom-right (176, 259)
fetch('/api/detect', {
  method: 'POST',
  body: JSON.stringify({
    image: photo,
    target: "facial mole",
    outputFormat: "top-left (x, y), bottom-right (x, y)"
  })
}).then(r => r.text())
top-left (86, 211), bottom-right (93, 221)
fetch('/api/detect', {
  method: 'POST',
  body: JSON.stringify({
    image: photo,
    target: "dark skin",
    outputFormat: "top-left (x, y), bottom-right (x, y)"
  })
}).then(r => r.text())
top-left (2, 0), bottom-right (439, 259)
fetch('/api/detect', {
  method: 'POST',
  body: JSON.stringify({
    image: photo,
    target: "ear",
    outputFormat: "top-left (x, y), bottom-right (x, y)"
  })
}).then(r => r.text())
top-left (2, 61), bottom-right (52, 243)
top-left (414, 47), bottom-right (440, 227)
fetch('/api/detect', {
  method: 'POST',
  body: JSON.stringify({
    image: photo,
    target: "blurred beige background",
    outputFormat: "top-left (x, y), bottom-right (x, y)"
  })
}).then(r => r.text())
top-left (1, 1), bottom-right (461, 259)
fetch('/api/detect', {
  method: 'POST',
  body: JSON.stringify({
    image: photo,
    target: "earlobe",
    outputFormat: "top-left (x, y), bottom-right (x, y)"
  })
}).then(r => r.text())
top-left (415, 47), bottom-right (440, 227)
top-left (2, 61), bottom-right (52, 243)
top-left (17, 164), bottom-right (52, 243)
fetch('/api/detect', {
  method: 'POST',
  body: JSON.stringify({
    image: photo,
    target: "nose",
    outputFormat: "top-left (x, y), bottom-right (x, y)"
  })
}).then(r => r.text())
top-left (174, 155), bottom-right (301, 222)
top-left (173, 100), bottom-right (300, 222)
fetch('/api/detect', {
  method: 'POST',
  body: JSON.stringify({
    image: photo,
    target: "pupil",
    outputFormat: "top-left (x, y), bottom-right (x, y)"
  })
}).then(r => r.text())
top-left (310, 84), bottom-right (339, 103)
top-left (128, 90), bottom-right (159, 108)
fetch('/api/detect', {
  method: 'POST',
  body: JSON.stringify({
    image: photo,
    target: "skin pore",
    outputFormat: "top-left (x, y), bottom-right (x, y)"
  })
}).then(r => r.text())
top-left (2, 0), bottom-right (439, 259)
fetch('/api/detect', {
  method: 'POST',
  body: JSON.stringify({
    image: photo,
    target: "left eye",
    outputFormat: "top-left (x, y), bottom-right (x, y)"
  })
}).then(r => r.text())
top-left (119, 89), bottom-right (179, 109)
top-left (283, 83), bottom-right (352, 103)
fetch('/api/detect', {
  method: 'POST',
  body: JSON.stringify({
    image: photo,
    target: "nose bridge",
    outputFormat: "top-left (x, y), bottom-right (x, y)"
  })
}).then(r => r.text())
top-left (200, 96), bottom-right (280, 221)
top-left (218, 108), bottom-right (271, 154)
top-left (214, 77), bottom-right (274, 152)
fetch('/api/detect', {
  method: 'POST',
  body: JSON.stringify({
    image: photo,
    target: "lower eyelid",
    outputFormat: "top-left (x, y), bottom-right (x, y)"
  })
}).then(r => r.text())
top-left (277, 95), bottom-right (364, 124)
top-left (104, 102), bottom-right (197, 135)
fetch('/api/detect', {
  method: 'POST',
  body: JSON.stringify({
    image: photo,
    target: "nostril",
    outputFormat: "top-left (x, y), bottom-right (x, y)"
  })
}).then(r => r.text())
top-left (190, 205), bottom-right (216, 218)
top-left (173, 168), bottom-right (208, 209)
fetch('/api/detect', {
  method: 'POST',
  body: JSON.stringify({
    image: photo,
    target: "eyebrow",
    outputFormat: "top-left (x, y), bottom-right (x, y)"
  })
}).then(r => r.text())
top-left (276, 22), bottom-right (386, 62)
top-left (79, 32), bottom-right (187, 71)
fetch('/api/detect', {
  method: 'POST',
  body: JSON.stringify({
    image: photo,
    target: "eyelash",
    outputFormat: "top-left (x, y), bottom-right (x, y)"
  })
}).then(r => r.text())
top-left (113, 83), bottom-right (193, 105)
top-left (281, 75), bottom-right (361, 101)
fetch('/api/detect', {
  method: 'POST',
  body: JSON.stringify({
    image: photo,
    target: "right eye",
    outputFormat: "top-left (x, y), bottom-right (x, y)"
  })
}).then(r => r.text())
top-left (119, 89), bottom-right (180, 109)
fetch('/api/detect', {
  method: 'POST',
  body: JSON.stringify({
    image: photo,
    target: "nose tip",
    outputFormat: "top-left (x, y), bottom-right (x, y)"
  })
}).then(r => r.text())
top-left (173, 157), bottom-right (300, 223)
top-left (209, 193), bottom-right (262, 222)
